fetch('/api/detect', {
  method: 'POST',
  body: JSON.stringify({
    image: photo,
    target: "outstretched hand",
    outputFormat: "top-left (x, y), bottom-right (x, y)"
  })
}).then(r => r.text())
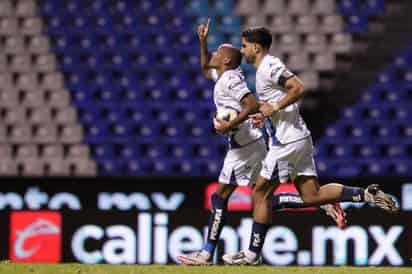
top-left (197, 18), bottom-right (210, 43)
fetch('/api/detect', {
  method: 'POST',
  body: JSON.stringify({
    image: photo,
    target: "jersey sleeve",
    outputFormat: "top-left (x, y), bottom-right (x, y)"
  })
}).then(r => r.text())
top-left (226, 74), bottom-right (251, 102)
top-left (210, 69), bottom-right (219, 82)
top-left (267, 60), bottom-right (295, 87)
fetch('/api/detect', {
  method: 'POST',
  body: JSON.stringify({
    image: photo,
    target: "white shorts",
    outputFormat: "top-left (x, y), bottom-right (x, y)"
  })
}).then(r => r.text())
top-left (277, 160), bottom-right (292, 183)
top-left (219, 139), bottom-right (292, 186)
top-left (219, 138), bottom-right (266, 186)
top-left (260, 137), bottom-right (318, 181)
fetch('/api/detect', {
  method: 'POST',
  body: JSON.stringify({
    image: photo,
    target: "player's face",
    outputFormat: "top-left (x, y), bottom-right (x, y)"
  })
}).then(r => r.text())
top-left (241, 38), bottom-right (256, 64)
top-left (209, 49), bottom-right (223, 68)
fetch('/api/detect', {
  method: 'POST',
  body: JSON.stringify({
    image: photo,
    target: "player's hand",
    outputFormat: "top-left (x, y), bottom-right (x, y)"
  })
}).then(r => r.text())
top-left (250, 113), bottom-right (265, 128)
top-left (259, 102), bottom-right (278, 117)
top-left (197, 18), bottom-right (210, 43)
top-left (214, 118), bottom-right (232, 135)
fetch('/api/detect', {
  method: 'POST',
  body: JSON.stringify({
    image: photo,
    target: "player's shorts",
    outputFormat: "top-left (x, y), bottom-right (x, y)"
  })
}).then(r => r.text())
top-left (219, 138), bottom-right (266, 186)
top-left (277, 160), bottom-right (291, 183)
top-left (260, 136), bottom-right (318, 181)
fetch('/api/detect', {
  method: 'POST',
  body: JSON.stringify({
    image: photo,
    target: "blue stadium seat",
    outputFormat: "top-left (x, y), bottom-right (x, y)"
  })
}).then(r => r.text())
top-left (186, 0), bottom-right (209, 15)
top-left (338, 0), bottom-right (361, 15)
top-left (362, 0), bottom-right (385, 15)
top-left (346, 14), bottom-right (369, 33)
top-left (42, 0), bottom-right (410, 177)
top-left (98, 159), bottom-right (125, 175)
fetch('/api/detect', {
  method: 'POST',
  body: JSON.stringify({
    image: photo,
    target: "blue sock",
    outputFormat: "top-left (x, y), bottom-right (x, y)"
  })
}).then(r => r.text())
top-left (203, 193), bottom-right (228, 254)
top-left (248, 221), bottom-right (270, 255)
top-left (340, 186), bottom-right (365, 202)
top-left (272, 193), bottom-right (304, 209)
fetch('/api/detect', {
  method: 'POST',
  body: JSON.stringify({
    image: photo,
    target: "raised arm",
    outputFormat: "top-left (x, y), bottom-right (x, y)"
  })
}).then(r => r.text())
top-left (197, 18), bottom-right (213, 79)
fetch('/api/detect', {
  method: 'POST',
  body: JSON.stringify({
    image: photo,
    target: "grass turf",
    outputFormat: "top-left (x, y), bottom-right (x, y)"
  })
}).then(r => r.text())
top-left (0, 263), bottom-right (410, 274)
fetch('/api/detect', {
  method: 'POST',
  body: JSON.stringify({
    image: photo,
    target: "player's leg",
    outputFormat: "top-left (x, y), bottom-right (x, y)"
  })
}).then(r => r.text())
top-left (292, 138), bottom-right (398, 212)
top-left (295, 176), bottom-right (398, 212)
top-left (222, 146), bottom-right (280, 265)
top-left (272, 161), bottom-right (347, 228)
top-left (202, 183), bottom-right (236, 257)
top-left (177, 183), bottom-right (236, 265)
top-left (271, 161), bottom-right (307, 210)
top-left (222, 175), bottom-right (278, 265)
top-left (178, 140), bottom-right (267, 265)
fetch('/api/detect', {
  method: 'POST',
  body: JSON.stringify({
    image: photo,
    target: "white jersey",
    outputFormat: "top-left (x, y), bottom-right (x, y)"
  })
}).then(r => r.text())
top-left (256, 55), bottom-right (311, 145)
top-left (211, 68), bottom-right (262, 148)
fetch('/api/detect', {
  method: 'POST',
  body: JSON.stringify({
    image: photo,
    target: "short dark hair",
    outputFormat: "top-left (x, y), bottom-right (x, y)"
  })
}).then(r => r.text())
top-left (242, 27), bottom-right (272, 49)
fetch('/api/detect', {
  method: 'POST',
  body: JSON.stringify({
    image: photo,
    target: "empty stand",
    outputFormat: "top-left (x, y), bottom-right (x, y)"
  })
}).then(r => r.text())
top-left (0, 0), bottom-right (95, 176)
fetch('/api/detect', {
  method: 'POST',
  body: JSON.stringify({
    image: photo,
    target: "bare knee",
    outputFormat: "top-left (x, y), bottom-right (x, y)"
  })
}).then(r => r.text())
top-left (300, 192), bottom-right (320, 204)
top-left (216, 183), bottom-right (236, 200)
top-left (294, 176), bottom-right (320, 204)
top-left (252, 177), bottom-right (276, 202)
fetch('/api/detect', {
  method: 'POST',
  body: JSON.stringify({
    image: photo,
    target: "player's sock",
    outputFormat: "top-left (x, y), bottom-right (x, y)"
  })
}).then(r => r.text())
top-left (340, 186), bottom-right (365, 202)
top-left (272, 192), bottom-right (304, 209)
top-left (248, 221), bottom-right (269, 258)
top-left (203, 193), bottom-right (228, 256)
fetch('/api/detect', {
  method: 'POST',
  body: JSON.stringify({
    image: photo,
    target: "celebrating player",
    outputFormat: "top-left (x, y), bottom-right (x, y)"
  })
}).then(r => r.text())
top-left (177, 20), bottom-right (346, 266)
top-left (222, 27), bottom-right (399, 265)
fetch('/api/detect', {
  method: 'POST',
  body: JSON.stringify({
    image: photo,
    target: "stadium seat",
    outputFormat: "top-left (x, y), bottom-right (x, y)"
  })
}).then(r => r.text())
top-left (312, 0), bottom-right (336, 15)
top-left (235, 0), bottom-right (259, 16)
top-left (287, 53), bottom-right (310, 71)
top-left (43, 144), bottom-right (64, 158)
top-left (305, 34), bottom-right (327, 53)
top-left (269, 16), bottom-right (293, 34)
top-left (346, 14), bottom-right (369, 33)
top-left (288, 0), bottom-right (310, 15)
top-left (45, 158), bottom-right (70, 176)
top-left (339, 0), bottom-right (360, 15)
top-left (320, 15), bottom-right (345, 33)
top-left (313, 52), bottom-right (336, 71)
top-left (362, 0), bottom-right (385, 15)
top-left (28, 0), bottom-right (407, 178)
top-left (0, 0), bottom-right (13, 16)
top-left (295, 16), bottom-right (318, 34)
top-left (261, 0), bottom-right (285, 15)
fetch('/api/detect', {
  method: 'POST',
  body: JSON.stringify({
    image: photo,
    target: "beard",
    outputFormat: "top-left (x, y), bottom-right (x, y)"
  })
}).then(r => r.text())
top-left (245, 56), bottom-right (254, 64)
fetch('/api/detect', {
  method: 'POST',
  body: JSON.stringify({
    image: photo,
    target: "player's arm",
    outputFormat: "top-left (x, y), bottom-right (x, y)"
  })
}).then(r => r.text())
top-left (260, 70), bottom-right (306, 117)
top-left (230, 94), bottom-right (259, 128)
top-left (272, 76), bottom-right (305, 110)
top-left (197, 18), bottom-right (213, 79)
top-left (215, 94), bottom-right (259, 135)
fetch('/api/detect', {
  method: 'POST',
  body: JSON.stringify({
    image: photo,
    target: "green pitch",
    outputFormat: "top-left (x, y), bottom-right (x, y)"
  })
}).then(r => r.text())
top-left (0, 263), bottom-right (410, 274)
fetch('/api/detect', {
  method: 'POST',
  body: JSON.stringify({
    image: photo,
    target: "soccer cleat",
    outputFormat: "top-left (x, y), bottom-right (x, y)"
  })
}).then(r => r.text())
top-left (333, 203), bottom-right (347, 228)
top-left (177, 251), bottom-right (212, 266)
top-left (222, 251), bottom-right (262, 265)
top-left (321, 203), bottom-right (347, 229)
top-left (366, 184), bottom-right (399, 213)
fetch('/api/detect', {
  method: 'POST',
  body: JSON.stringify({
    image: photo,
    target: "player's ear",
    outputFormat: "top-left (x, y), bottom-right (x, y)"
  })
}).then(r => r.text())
top-left (223, 56), bottom-right (231, 65)
top-left (253, 43), bottom-right (259, 53)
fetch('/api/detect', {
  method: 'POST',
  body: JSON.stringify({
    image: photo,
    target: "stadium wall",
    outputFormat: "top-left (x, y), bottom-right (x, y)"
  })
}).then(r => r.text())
top-left (0, 177), bottom-right (411, 266)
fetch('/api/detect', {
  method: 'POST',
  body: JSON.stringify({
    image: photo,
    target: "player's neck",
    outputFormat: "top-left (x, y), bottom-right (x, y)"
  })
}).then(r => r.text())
top-left (254, 51), bottom-right (269, 69)
top-left (216, 66), bottom-right (232, 77)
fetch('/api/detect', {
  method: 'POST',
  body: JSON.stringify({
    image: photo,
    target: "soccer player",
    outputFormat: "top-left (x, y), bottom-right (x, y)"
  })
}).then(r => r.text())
top-left (222, 27), bottom-right (399, 265)
top-left (176, 20), bottom-right (346, 266)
